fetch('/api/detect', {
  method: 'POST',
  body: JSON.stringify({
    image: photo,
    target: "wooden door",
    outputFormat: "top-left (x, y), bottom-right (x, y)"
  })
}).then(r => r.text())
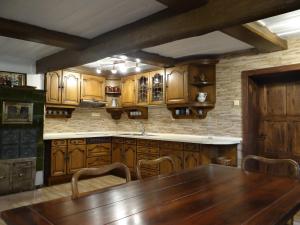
top-left (61, 71), bottom-right (81, 105)
top-left (112, 143), bottom-right (123, 163)
top-left (160, 149), bottom-right (183, 174)
top-left (46, 71), bottom-right (62, 104)
top-left (184, 151), bottom-right (200, 169)
top-left (81, 74), bottom-right (105, 101)
top-left (67, 145), bottom-right (86, 174)
top-left (51, 146), bottom-right (67, 176)
top-left (121, 75), bottom-right (136, 106)
top-left (149, 70), bottom-right (165, 105)
top-left (165, 66), bottom-right (188, 104)
top-left (136, 72), bottom-right (150, 105)
top-left (123, 144), bottom-right (136, 172)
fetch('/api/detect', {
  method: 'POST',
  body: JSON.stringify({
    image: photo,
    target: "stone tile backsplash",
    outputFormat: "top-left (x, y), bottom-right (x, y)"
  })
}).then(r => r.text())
top-left (45, 38), bottom-right (300, 138)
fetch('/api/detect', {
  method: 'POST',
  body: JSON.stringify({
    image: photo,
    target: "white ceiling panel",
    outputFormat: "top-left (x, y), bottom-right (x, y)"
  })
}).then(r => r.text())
top-left (0, 0), bottom-right (166, 38)
top-left (260, 9), bottom-right (300, 38)
top-left (143, 31), bottom-right (253, 58)
top-left (0, 36), bottom-right (62, 61)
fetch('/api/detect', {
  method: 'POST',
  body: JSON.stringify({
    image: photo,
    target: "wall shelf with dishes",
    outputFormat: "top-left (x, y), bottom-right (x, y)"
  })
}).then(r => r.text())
top-left (45, 106), bottom-right (75, 118)
top-left (106, 107), bottom-right (124, 120)
top-left (123, 106), bottom-right (148, 119)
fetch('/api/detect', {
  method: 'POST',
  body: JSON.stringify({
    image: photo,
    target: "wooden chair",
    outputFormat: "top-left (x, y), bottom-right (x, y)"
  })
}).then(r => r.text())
top-left (242, 155), bottom-right (299, 178)
top-left (136, 156), bottom-right (176, 179)
top-left (71, 162), bottom-right (131, 199)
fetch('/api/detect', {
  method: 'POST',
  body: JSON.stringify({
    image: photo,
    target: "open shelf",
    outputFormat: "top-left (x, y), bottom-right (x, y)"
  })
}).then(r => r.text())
top-left (190, 81), bottom-right (214, 87)
top-left (46, 105), bottom-right (75, 118)
top-left (105, 91), bottom-right (121, 96)
top-left (106, 107), bottom-right (123, 120)
top-left (167, 102), bottom-right (214, 119)
top-left (123, 106), bottom-right (148, 119)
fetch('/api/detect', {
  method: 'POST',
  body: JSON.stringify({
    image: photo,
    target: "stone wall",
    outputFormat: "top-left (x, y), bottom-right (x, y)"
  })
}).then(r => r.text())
top-left (44, 38), bottom-right (300, 138)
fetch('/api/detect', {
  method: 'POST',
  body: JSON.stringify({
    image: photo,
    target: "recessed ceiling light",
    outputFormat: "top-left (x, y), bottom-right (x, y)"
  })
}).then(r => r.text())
top-left (135, 67), bottom-right (141, 72)
top-left (111, 69), bottom-right (117, 74)
top-left (96, 68), bottom-right (101, 74)
top-left (136, 58), bottom-right (141, 63)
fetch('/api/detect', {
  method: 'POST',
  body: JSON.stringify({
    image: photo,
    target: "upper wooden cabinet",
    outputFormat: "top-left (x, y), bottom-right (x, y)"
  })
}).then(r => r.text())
top-left (149, 70), bottom-right (165, 105)
top-left (46, 70), bottom-right (80, 106)
top-left (136, 72), bottom-right (150, 105)
top-left (165, 66), bottom-right (189, 104)
top-left (46, 70), bottom-right (62, 105)
top-left (121, 75), bottom-right (136, 106)
top-left (81, 74), bottom-right (105, 101)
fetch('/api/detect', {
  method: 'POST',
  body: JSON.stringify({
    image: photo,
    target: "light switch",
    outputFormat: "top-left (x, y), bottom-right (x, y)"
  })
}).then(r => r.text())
top-left (233, 100), bottom-right (240, 106)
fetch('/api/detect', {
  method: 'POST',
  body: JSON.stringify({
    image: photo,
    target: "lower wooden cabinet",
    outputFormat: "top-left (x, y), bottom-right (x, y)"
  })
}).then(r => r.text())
top-left (123, 144), bottom-right (136, 172)
top-left (51, 146), bottom-right (67, 177)
top-left (86, 143), bottom-right (111, 168)
top-left (68, 144), bottom-right (86, 174)
top-left (184, 151), bottom-right (200, 169)
top-left (160, 149), bottom-right (184, 174)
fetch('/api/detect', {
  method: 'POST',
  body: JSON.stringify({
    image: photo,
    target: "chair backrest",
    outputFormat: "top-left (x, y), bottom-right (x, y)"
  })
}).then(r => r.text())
top-left (136, 156), bottom-right (176, 179)
top-left (71, 162), bottom-right (131, 199)
top-left (242, 155), bottom-right (299, 178)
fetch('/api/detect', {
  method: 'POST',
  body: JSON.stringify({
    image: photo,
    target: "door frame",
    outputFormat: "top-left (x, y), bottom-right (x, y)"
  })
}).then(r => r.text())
top-left (242, 63), bottom-right (300, 158)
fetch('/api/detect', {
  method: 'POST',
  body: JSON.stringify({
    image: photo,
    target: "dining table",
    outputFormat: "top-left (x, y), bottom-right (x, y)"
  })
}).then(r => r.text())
top-left (2, 164), bottom-right (300, 225)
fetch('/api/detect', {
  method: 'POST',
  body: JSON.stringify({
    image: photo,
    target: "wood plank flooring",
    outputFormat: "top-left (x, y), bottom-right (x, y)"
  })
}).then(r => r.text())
top-left (0, 175), bottom-right (125, 225)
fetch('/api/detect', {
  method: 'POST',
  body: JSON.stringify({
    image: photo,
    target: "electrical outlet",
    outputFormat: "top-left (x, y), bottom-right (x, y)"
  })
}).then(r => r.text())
top-left (233, 100), bottom-right (240, 106)
top-left (91, 113), bottom-right (101, 117)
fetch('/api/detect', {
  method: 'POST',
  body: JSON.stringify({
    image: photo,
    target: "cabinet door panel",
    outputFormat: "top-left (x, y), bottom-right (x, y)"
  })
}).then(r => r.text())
top-left (123, 144), bottom-right (136, 171)
top-left (51, 146), bottom-right (67, 176)
top-left (166, 66), bottom-right (188, 104)
top-left (184, 151), bottom-right (200, 169)
top-left (160, 149), bottom-right (183, 174)
top-left (81, 74), bottom-right (105, 101)
top-left (87, 143), bottom-right (111, 157)
top-left (121, 75), bottom-right (136, 106)
top-left (264, 83), bottom-right (286, 116)
top-left (149, 70), bottom-right (165, 105)
top-left (67, 145), bottom-right (86, 174)
top-left (46, 71), bottom-right (62, 104)
top-left (136, 72), bottom-right (150, 105)
top-left (287, 82), bottom-right (300, 116)
top-left (62, 71), bottom-right (80, 105)
top-left (112, 143), bottom-right (123, 163)
top-left (290, 121), bottom-right (300, 157)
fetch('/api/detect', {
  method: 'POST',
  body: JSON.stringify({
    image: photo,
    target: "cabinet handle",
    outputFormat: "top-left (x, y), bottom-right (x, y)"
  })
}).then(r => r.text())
top-left (19, 173), bottom-right (24, 177)
top-left (0, 176), bottom-right (6, 180)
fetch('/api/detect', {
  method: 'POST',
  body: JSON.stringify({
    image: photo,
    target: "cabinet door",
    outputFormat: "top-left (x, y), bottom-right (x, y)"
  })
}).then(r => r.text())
top-left (149, 70), bottom-right (165, 105)
top-left (123, 144), bottom-right (136, 171)
top-left (67, 145), bottom-right (86, 174)
top-left (184, 151), bottom-right (200, 169)
top-left (136, 72), bottom-right (150, 105)
top-left (46, 71), bottom-right (62, 104)
top-left (51, 146), bottom-right (67, 176)
top-left (112, 143), bottom-right (123, 163)
top-left (160, 149), bottom-right (183, 174)
top-left (61, 71), bottom-right (81, 105)
top-left (81, 74), bottom-right (105, 101)
top-left (87, 143), bottom-right (111, 158)
top-left (165, 66), bottom-right (188, 104)
top-left (121, 75), bottom-right (136, 106)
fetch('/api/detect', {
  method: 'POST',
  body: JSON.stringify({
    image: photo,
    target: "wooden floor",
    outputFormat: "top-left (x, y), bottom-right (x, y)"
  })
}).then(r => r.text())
top-left (0, 175), bottom-right (125, 225)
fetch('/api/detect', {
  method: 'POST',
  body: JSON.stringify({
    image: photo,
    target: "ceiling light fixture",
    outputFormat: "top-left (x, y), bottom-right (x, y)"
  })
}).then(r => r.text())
top-left (136, 58), bottom-right (141, 63)
top-left (135, 66), bottom-right (141, 72)
top-left (96, 68), bottom-right (102, 74)
top-left (111, 64), bottom-right (117, 74)
top-left (119, 55), bottom-right (128, 60)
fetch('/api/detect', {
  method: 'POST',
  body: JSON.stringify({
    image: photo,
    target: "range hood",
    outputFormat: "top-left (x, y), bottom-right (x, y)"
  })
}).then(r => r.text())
top-left (79, 99), bottom-right (107, 108)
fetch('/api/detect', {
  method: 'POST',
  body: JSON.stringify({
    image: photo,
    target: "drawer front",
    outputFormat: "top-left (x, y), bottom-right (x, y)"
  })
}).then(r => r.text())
top-left (86, 137), bottom-right (111, 144)
top-left (87, 144), bottom-right (111, 157)
top-left (139, 168), bottom-right (159, 178)
top-left (52, 139), bottom-right (67, 146)
top-left (137, 154), bottom-right (159, 170)
top-left (87, 156), bottom-right (111, 167)
top-left (184, 143), bottom-right (199, 151)
top-left (124, 138), bottom-right (136, 145)
top-left (0, 145), bottom-right (19, 159)
top-left (112, 137), bottom-right (124, 143)
top-left (68, 139), bottom-right (86, 145)
top-left (137, 139), bottom-right (159, 148)
top-left (160, 141), bottom-right (183, 150)
top-left (137, 147), bottom-right (159, 155)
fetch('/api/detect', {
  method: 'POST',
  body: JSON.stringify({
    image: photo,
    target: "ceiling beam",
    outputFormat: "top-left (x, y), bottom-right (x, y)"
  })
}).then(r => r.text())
top-left (221, 22), bottom-right (287, 53)
top-left (36, 0), bottom-right (300, 73)
top-left (0, 17), bottom-right (89, 50)
top-left (156, 0), bottom-right (209, 12)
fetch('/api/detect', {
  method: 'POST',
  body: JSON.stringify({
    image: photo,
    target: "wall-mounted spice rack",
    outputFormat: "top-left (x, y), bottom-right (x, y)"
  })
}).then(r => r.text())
top-left (46, 106), bottom-right (75, 118)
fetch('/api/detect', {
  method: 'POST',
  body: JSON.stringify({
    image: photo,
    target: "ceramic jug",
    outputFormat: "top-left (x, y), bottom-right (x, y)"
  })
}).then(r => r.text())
top-left (197, 92), bottom-right (207, 103)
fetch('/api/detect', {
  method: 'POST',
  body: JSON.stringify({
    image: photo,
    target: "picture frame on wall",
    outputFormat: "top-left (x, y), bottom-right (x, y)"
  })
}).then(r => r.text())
top-left (2, 101), bottom-right (33, 124)
top-left (0, 71), bottom-right (27, 87)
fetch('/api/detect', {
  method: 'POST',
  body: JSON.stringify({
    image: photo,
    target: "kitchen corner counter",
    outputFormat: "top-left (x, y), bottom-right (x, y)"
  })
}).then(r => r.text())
top-left (43, 132), bottom-right (241, 145)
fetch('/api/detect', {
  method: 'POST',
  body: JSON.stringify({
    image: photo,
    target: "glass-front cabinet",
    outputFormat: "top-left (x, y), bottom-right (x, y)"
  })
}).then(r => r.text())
top-left (149, 70), bottom-right (165, 105)
top-left (136, 72), bottom-right (150, 105)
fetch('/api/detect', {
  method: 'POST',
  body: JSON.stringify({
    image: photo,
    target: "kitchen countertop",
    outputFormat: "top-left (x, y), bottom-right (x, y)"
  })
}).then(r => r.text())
top-left (44, 132), bottom-right (242, 145)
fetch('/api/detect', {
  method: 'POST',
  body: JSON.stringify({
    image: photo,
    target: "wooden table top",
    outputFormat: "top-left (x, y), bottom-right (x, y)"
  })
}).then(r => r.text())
top-left (2, 164), bottom-right (300, 225)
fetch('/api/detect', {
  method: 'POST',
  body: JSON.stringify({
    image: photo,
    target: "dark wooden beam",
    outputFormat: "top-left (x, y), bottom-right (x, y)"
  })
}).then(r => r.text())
top-left (221, 22), bottom-right (287, 53)
top-left (126, 51), bottom-right (176, 67)
top-left (0, 17), bottom-right (89, 50)
top-left (37, 0), bottom-right (300, 73)
top-left (156, 0), bottom-right (209, 12)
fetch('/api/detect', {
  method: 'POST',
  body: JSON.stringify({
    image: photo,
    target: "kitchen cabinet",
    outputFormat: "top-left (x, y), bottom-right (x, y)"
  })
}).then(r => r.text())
top-left (81, 74), bottom-right (105, 101)
top-left (51, 146), bottom-right (67, 177)
top-left (184, 151), bottom-right (200, 169)
top-left (46, 70), bottom-right (80, 106)
top-left (86, 143), bottom-right (111, 168)
top-left (46, 70), bottom-right (62, 104)
top-left (112, 138), bottom-right (124, 163)
top-left (67, 144), bottom-right (86, 174)
top-left (136, 72), bottom-right (150, 105)
top-left (160, 141), bottom-right (184, 173)
top-left (165, 66), bottom-right (189, 104)
top-left (123, 143), bottom-right (136, 172)
top-left (121, 75), bottom-right (136, 106)
top-left (149, 70), bottom-right (165, 105)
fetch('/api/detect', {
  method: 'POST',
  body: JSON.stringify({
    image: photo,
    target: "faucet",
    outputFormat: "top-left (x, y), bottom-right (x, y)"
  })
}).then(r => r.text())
top-left (135, 120), bottom-right (145, 135)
